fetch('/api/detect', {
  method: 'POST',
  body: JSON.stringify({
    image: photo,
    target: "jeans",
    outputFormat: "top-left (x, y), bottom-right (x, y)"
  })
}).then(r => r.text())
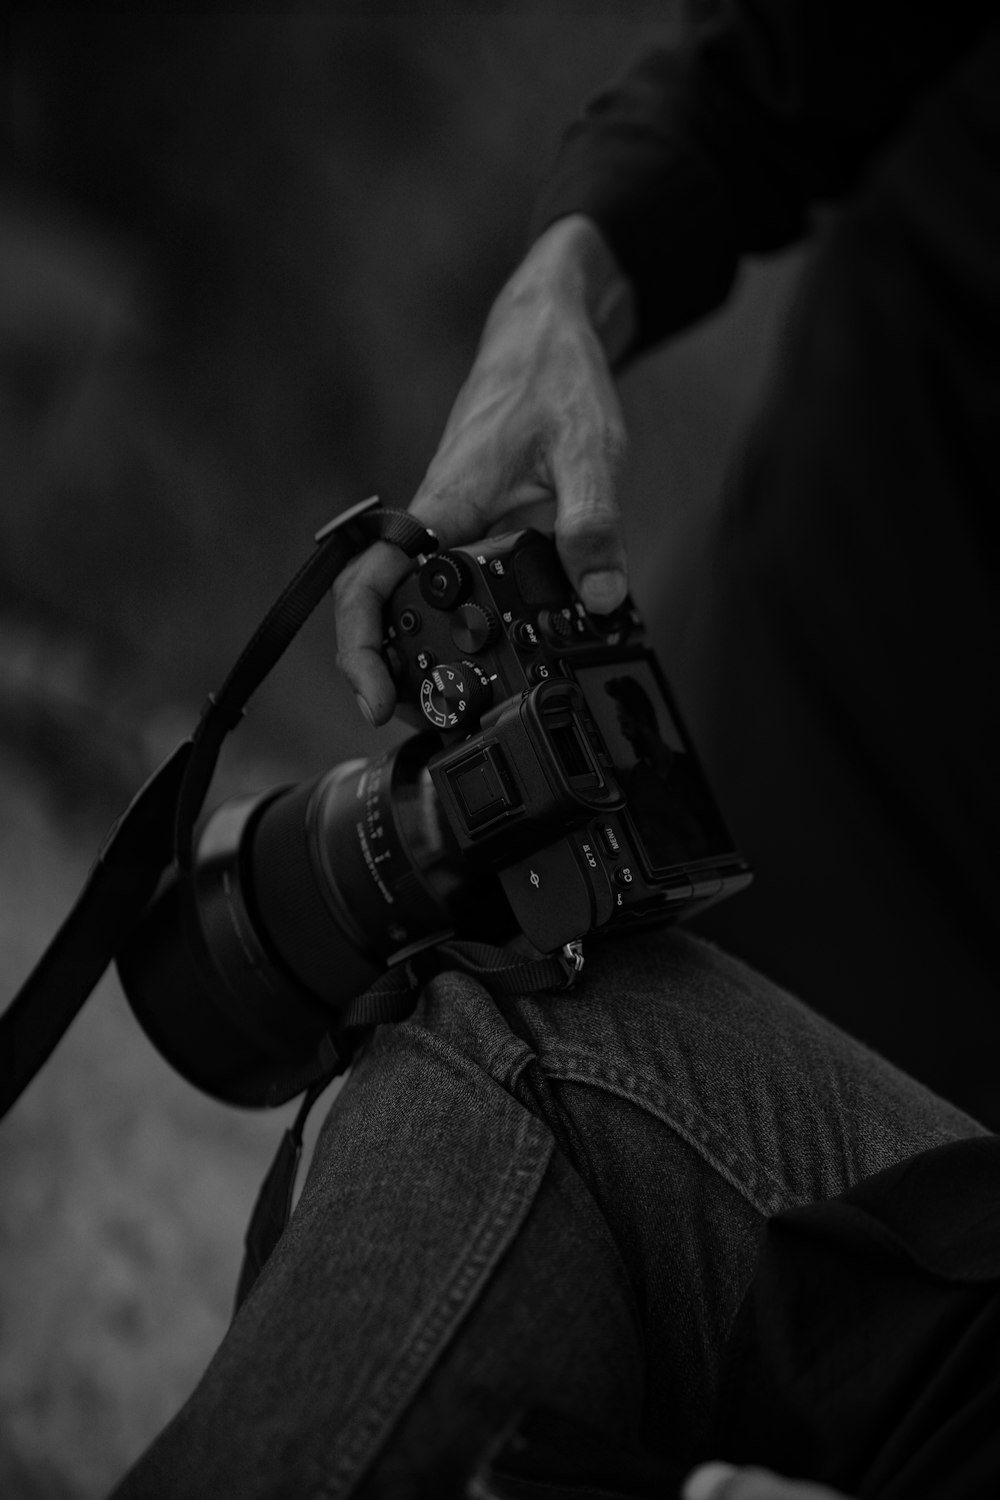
top-left (108, 926), bottom-right (985, 1498)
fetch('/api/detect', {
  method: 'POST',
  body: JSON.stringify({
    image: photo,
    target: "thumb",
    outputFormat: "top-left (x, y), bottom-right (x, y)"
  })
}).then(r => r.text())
top-left (551, 411), bottom-right (629, 615)
top-left (683, 1462), bottom-right (853, 1500)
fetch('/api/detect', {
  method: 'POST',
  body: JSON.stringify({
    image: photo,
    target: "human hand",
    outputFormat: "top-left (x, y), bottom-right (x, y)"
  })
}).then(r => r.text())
top-left (683, 1461), bottom-right (855, 1500)
top-left (333, 214), bottom-right (637, 726)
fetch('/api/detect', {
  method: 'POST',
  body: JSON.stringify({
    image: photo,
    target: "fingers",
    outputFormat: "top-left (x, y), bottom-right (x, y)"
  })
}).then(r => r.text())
top-left (551, 402), bottom-right (629, 614)
top-left (335, 405), bottom-right (626, 729)
top-left (333, 539), bottom-right (416, 727)
top-left (332, 475), bottom-right (506, 729)
top-left (683, 1462), bottom-right (854, 1500)
top-left (333, 272), bottom-right (629, 724)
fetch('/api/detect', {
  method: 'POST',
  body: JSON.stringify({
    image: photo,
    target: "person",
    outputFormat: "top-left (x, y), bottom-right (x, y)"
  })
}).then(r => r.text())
top-left (335, 0), bottom-right (1000, 1129)
top-left (109, 1), bottom-right (1000, 1496)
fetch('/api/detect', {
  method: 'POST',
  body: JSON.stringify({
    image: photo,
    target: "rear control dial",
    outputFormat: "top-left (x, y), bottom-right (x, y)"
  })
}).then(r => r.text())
top-left (540, 608), bottom-right (574, 642)
top-left (419, 659), bottom-right (492, 731)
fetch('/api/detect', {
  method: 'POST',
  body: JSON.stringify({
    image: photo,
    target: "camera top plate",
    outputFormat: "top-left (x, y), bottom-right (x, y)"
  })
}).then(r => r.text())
top-left (384, 528), bottom-right (643, 732)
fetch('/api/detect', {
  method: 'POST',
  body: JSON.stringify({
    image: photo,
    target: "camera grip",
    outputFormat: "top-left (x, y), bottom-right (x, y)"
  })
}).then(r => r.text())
top-left (499, 834), bottom-right (613, 952)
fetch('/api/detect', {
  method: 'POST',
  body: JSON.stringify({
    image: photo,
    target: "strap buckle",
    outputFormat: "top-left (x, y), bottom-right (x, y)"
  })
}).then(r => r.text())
top-left (557, 940), bottom-right (585, 989)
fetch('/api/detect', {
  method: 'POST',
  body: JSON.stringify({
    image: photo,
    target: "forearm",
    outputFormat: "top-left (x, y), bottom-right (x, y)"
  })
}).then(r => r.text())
top-left (486, 214), bottom-right (637, 370)
top-left (531, 0), bottom-right (994, 352)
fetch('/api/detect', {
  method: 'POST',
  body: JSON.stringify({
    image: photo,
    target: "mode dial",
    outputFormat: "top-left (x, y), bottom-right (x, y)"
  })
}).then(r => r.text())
top-left (449, 602), bottom-right (500, 654)
top-left (419, 660), bottom-right (493, 731)
top-left (418, 551), bottom-right (474, 611)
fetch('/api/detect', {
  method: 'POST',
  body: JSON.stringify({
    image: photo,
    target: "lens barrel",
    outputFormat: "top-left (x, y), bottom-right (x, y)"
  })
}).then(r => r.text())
top-left (118, 735), bottom-right (489, 1104)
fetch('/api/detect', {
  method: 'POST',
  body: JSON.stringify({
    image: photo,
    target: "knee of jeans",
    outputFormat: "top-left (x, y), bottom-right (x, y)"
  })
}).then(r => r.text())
top-left (382, 967), bottom-right (536, 1093)
top-left (359, 928), bottom-right (734, 1101)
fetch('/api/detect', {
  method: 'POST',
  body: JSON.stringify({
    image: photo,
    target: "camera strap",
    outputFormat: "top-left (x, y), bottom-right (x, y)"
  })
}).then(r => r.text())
top-left (1, 490), bottom-right (587, 1310)
top-left (0, 498), bottom-right (438, 1122)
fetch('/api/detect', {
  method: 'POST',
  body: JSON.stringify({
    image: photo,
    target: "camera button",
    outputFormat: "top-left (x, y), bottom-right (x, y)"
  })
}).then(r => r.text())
top-left (509, 619), bottom-right (540, 651)
top-left (598, 823), bottom-right (621, 857)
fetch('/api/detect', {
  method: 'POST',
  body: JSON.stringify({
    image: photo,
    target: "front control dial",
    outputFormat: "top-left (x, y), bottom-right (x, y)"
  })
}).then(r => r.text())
top-left (419, 659), bottom-right (493, 731)
top-left (418, 551), bottom-right (474, 611)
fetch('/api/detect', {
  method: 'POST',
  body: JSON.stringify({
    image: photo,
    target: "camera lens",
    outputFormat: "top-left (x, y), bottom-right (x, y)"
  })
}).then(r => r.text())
top-left (118, 737), bottom-right (498, 1104)
top-left (250, 738), bottom-right (473, 993)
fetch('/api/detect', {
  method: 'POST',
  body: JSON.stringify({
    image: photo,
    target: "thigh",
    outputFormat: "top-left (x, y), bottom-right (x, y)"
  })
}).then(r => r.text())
top-left (454, 927), bottom-right (986, 1454)
top-left (107, 976), bottom-right (643, 1500)
top-left (108, 928), bottom-right (985, 1496)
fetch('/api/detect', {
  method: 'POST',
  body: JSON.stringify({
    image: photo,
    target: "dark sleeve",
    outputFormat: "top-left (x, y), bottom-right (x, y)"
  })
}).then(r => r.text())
top-left (530, 0), bottom-right (994, 351)
top-left (713, 1137), bottom-right (1000, 1497)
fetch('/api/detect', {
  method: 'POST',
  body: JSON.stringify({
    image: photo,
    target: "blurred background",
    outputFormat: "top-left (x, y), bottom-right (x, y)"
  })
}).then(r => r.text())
top-left (0, 7), bottom-right (802, 1496)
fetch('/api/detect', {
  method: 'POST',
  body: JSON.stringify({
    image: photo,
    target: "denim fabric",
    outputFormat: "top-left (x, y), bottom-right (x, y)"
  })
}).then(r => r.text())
top-left (108, 928), bottom-right (985, 1499)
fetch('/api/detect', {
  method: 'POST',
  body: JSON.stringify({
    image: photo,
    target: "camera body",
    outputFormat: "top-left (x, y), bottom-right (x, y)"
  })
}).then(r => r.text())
top-left (112, 524), bottom-right (750, 1107)
top-left (383, 529), bottom-right (750, 954)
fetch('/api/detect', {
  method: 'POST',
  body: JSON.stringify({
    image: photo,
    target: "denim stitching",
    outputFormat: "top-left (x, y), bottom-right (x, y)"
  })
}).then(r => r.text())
top-left (534, 1052), bottom-right (791, 1220)
top-left (316, 1089), bottom-right (553, 1499)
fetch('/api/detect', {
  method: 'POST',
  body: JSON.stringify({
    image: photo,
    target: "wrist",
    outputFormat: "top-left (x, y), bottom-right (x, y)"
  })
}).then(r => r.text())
top-left (492, 214), bottom-right (637, 367)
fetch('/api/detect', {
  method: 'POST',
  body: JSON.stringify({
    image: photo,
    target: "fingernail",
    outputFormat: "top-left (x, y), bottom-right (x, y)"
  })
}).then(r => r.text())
top-left (355, 694), bottom-right (376, 728)
top-left (682, 1462), bottom-right (739, 1500)
top-left (579, 568), bottom-right (626, 613)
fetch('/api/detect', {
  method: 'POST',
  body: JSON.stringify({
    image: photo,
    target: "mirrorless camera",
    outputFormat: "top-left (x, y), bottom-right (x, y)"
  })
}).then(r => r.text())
top-left (385, 528), bottom-right (750, 943)
top-left (117, 528), bottom-right (750, 1104)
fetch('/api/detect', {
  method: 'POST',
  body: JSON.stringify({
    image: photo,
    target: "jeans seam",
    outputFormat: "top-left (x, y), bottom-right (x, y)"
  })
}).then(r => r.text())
top-left (538, 1054), bottom-right (791, 1220)
top-left (506, 1049), bottom-right (650, 1359)
top-left (316, 1103), bottom-right (554, 1500)
top-left (392, 1010), bottom-right (538, 1094)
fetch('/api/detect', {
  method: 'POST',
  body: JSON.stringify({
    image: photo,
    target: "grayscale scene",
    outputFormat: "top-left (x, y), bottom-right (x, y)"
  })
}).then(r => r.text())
top-left (2, 6), bottom-right (996, 1498)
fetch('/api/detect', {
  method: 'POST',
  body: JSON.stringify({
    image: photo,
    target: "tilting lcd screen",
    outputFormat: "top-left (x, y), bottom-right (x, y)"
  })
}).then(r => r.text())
top-left (576, 657), bottom-right (732, 873)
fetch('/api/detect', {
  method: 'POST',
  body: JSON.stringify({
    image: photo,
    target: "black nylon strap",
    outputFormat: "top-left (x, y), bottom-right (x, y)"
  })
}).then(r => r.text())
top-left (329, 939), bottom-right (577, 1038)
top-left (0, 496), bottom-right (578, 1134)
top-left (176, 501), bottom-right (437, 872)
top-left (0, 741), bottom-right (193, 1121)
top-left (1, 495), bottom-right (593, 1311)
top-left (252, 936), bottom-right (575, 1112)
top-left (0, 501), bottom-right (436, 1121)
top-left (434, 938), bottom-right (578, 994)
top-left (233, 1072), bottom-right (330, 1314)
